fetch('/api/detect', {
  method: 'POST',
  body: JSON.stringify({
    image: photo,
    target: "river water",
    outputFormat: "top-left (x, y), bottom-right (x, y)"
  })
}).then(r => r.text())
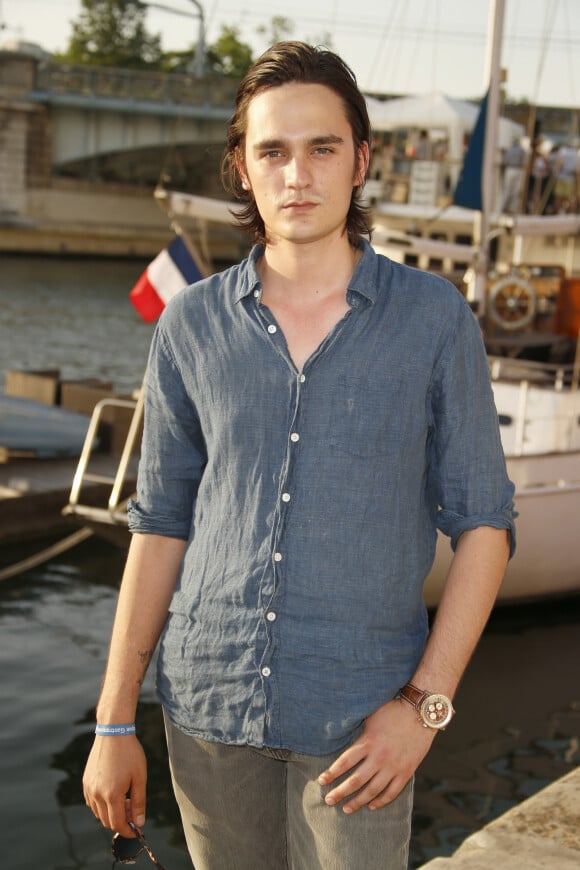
top-left (1, 255), bottom-right (579, 869)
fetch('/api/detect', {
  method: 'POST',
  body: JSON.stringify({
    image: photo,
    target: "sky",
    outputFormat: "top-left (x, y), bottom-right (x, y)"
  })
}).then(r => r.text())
top-left (1, 0), bottom-right (579, 108)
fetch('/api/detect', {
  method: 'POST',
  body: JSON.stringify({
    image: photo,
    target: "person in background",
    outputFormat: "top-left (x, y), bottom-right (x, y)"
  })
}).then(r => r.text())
top-left (551, 144), bottom-right (580, 214)
top-left (527, 136), bottom-right (549, 213)
top-left (501, 137), bottom-right (526, 214)
top-left (83, 42), bottom-right (515, 870)
top-left (415, 128), bottom-right (433, 160)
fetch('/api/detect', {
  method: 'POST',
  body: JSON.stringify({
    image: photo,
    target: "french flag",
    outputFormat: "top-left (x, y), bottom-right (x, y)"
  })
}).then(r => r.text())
top-left (130, 235), bottom-right (204, 322)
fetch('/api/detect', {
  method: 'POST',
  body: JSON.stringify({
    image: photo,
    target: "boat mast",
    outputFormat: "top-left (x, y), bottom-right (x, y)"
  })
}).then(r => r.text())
top-left (473, 0), bottom-right (505, 317)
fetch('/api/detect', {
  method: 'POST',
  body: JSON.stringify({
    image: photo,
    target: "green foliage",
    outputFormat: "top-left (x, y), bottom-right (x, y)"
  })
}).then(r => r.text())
top-left (57, 4), bottom-right (306, 80)
top-left (256, 16), bottom-right (294, 47)
top-left (159, 48), bottom-right (194, 74)
top-left (59, 0), bottom-right (162, 69)
top-left (206, 25), bottom-right (254, 78)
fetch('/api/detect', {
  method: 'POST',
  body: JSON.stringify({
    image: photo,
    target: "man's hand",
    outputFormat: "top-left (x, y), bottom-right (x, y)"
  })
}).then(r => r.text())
top-left (317, 698), bottom-right (436, 814)
top-left (83, 735), bottom-right (147, 836)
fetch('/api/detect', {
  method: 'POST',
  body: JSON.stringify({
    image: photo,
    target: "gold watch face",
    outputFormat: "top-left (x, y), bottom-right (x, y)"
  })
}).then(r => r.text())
top-left (419, 693), bottom-right (454, 729)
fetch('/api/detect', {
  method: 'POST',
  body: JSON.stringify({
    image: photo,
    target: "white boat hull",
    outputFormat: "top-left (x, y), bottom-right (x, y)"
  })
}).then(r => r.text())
top-left (424, 450), bottom-right (580, 607)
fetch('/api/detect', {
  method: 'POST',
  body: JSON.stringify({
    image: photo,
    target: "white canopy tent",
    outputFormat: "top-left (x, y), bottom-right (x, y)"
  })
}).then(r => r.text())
top-left (365, 92), bottom-right (524, 166)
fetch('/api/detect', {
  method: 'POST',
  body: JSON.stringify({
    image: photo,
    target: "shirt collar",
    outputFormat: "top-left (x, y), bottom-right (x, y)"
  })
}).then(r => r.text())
top-left (347, 238), bottom-right (382, 304)
top-left (232, 237), bottom-right (383, 305)
top-left (233, 245), bottom-right (265, 304)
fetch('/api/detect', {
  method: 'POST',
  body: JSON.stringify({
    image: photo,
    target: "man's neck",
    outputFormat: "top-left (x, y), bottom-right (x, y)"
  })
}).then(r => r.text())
top-left (258, 234), bottom-right (361, 302)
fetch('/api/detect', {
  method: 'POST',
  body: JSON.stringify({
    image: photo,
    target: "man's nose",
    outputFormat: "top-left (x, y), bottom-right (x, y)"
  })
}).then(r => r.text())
top-left (285, 155), bottom-right (311, 188)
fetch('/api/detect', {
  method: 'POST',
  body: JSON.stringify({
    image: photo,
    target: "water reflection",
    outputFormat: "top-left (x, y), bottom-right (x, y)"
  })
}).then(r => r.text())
top-left (0, 255), bottom-right (154, 393)
top-left (1, 534), bottom-right (579, 869)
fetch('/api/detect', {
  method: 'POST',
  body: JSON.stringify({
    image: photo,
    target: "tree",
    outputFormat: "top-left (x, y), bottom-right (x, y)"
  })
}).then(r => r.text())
top-left (256, 16), bottom-right (294, 48)
top-left (59, 0), bottom-right (162, 69)
top-left (205, 25), bottom-right (254, 78)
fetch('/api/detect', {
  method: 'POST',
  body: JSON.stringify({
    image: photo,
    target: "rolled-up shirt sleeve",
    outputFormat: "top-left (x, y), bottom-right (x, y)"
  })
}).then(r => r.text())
top-left (127, 317), bottom-right (207, 540)
top-left (430, 299), bottom-right (517, 555)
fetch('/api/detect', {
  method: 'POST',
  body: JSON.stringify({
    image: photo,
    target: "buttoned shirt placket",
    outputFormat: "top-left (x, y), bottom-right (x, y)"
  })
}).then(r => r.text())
top-left (250, 287), bottom-right (359, 745)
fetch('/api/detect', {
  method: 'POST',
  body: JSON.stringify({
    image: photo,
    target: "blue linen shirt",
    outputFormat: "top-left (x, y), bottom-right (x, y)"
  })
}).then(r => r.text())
top-left (128, 239), bottom-right (516, 756)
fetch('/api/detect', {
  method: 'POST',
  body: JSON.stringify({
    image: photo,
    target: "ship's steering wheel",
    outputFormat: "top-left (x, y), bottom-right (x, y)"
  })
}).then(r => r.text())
top-left (487, 274), bottom-right (537, 331)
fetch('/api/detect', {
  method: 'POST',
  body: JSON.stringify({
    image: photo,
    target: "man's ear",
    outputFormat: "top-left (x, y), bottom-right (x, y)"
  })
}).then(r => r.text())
top-left (354, 141), bottom-right (370, 187)
top-left (235, 148), bottom-right (251, 191)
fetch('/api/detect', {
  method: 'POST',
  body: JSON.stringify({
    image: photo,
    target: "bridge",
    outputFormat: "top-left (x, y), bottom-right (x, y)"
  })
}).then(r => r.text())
top-left (0, 46), bottom-right (241, 259)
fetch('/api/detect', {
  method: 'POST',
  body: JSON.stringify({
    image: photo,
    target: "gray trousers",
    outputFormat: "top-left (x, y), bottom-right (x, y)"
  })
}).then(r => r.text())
top-left (164, 714), bottom-right (413, 870)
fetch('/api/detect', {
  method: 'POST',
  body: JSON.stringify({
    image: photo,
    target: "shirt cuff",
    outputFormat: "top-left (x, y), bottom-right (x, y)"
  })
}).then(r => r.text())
top-left (437, 506), bottom-right (517, 557)
top-left (127, 498), bottom-right (190, 540)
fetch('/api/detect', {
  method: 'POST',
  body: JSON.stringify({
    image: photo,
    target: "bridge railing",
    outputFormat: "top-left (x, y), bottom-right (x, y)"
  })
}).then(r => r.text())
top-left (34, 61), bottom-right (239, 107)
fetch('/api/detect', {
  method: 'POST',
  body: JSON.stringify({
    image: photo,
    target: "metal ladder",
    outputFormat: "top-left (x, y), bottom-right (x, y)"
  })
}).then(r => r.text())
top-left (62, 383), bottom-right (145, 529)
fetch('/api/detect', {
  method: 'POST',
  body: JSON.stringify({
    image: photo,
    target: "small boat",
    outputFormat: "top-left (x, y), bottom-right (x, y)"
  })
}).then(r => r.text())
top-left (0, 393), bottom-right (95, 461)
top-left (425, 354), bottom-right (580, 606)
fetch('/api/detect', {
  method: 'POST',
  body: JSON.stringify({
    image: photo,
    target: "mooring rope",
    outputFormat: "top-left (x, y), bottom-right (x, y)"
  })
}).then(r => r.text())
top-left (0, 527), bottom-right (94, 582)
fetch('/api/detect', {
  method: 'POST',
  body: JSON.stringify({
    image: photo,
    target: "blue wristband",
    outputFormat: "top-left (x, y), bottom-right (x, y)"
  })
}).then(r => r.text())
top-left (95, 723), bottom-right (136, 736)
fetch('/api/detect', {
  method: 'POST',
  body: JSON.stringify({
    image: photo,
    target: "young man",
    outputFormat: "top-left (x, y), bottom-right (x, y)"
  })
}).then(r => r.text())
top-left (83, 42), bottom-right (515, 869)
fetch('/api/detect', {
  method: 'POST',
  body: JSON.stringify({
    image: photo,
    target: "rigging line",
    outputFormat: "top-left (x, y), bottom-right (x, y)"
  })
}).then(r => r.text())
top-left (204, 0), bottom-right (578, 43)
top-left (374, 0), bottom-right (412, 94)
top-left (400, 0), bottom-right (432, 96)
top-left (431, 0), bottom-right (441, 92)
top-left (368, 0), bottom-right (407, 92)
top-left (562, 0), bottom-right (577, 114)
top-left (532, 0), bottom-right (560, 105)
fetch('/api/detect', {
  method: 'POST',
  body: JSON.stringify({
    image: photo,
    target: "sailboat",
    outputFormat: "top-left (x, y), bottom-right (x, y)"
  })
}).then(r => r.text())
top-left (61, 0), bottom-right (580, 605)
top-left (368, 0), bottom-right (580, 603)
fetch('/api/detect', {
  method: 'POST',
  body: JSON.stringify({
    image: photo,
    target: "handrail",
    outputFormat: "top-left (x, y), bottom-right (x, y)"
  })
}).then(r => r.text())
top-left (108, 387), bottom-right (145, 510)
top-left (66, 385), bottom-right (144, 523)
top-left (33, 61), bottom-right (238, 108)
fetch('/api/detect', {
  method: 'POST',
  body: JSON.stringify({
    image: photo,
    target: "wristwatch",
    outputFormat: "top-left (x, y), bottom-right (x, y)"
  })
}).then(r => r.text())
top-left (399, 682), bottom-right (455, 730)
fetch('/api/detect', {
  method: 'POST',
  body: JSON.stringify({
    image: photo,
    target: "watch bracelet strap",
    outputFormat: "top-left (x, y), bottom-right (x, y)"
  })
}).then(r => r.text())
top-left (399, 682), bottom-right (427, 710)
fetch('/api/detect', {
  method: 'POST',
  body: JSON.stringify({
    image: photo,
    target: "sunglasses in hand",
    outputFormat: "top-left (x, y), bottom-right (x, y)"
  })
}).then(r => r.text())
top-left (111, 821), bottom-right (169, 869)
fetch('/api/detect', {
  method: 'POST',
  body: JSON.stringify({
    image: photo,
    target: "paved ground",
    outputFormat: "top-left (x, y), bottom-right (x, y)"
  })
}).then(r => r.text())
top-left (420, 766), bottom-right (580, 868)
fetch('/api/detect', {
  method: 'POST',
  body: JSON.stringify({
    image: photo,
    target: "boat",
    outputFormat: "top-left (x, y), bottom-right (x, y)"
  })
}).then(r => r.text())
top-left (0, 393), bottom-right (97, 461)
top-left (59, 0), bottom-right (580, 604)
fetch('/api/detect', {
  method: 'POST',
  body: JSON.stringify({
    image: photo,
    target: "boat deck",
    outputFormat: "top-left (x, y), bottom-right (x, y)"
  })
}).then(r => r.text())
top-left (0, 454), bottom-right (137, 545)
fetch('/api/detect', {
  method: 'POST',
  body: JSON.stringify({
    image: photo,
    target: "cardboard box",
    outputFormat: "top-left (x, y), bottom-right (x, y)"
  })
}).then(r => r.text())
top-left (104, 397), bottom-right (143, 457)
top-left (59, 379), bottom-right (113, 416)
top-left (4, 369), bottom-right (61, 405)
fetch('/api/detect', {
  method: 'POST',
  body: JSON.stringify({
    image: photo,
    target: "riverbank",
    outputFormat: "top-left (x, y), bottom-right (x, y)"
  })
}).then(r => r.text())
top-left (0, 179), bottom-right (243, 262)
top-left (420, 765), bottom-right (579, 868)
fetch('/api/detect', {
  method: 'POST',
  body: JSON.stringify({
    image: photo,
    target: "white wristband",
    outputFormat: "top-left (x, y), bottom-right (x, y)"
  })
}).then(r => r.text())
top-left (95, 723), bottom-right (136, 736)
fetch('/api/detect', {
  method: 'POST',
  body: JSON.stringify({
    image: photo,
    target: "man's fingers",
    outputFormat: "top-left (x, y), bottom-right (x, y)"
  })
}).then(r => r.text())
top-left (318, 741), bottom-right (366, 786)
top-left (127, 786), bottom-right (147, 829)
top-left (368, 777), bottom-right (406, 811)
top-left (323, 764), bottom-right (388, 811)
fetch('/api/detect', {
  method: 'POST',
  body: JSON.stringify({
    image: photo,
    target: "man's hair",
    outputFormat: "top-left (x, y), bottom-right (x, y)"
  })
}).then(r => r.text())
top-left (221, 41), bottom-right (372, 246)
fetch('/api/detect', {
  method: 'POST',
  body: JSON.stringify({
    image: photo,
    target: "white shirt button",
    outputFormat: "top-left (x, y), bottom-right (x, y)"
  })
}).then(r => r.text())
top-left (266, 611), bottom-right (277, 621)
top-left (253, 289), bottom-right (260, 298)
top-left (299, 374), bottom-right (306, 383)
top-left (282, 492), bottom-right (291, 502)
top-left (274, 552), bottom-right (282, 562)
top-left (262, 666), bottom-right (271, 677)
top-left (290, 432), bottom-right (300, 442)
top-left (267, 324), bottom-right (277, 334)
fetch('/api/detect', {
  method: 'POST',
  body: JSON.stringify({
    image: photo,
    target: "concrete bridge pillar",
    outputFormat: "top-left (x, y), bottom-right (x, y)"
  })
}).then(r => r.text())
top-left (0, 49), bottom-right (51, 217)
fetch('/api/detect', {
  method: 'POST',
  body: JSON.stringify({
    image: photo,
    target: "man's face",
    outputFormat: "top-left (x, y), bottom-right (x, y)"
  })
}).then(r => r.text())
top-left (238, 82), bottom-right (368, 248)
